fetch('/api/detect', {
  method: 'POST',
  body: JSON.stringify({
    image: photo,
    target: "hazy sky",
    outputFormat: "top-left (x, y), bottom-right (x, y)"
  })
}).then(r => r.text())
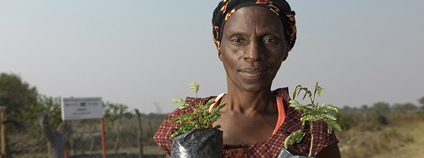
top-left (1, 0), bottom-right (423, 114)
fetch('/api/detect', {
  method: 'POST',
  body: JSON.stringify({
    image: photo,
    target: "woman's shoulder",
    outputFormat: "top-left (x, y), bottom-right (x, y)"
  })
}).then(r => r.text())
top-left (273, 87), bottom-right (290, 97)
top-left (273, 87), bottom-right (291, 105)
top-left (185, 95), bottom-right (217, 107)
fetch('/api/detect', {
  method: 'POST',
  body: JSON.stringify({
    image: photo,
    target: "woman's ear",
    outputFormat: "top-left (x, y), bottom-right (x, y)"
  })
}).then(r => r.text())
top-left (218, 51), bottom-right (223, 61)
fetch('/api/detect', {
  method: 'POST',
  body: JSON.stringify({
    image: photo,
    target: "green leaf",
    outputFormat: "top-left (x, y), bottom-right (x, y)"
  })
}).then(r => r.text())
top-left (289, 100), bottom-right (299, 106)
top-left (317, 87), bottom-right (324, 97)
top-left (194, 100), bottom-right (202, 107)
top-left (284, 130), bottom-right (305, 148)
top-left (300, 117), bottom-right (307, 126)
top-left (178, 104), bottom-right (190, 109)
top-left (205, 99), bottom-right (216, 106)
top-left (302, 91), bottom-right (309, 100)
top-left (212, 103), bottom-right (226, 114)
top-left (326, 104), bottom-right (339, 113)
top-left (324, 113), bottom-right (337, 121)
top-left (189, 82), bottom-right (199, 93)
top-left (200, 102), bottom-right (209, 111)
top-left (324, 119), bottom-right (342, 133)
top-left (170, 82), bottom-right (226, 138)
top-left (172, 98), bottom-right (186, 105)
top-left (293, 85), bottom-right (300, 99)
top-left (315, 82), bottom-right (324, 97)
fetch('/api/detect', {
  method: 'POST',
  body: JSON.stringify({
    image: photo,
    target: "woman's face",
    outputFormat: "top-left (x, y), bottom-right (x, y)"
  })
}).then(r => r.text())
top-left (219, 6), bottom-right (288, 92)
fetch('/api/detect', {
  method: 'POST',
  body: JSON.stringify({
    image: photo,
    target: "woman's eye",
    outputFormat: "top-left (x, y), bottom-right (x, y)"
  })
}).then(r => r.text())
top-left (232, 38), bottom-right (242, 42)
top-left (265, 39), bottom-right (274, 42)
top-left (263, 36), bottom-right (278, 43)
top-left (231, 36), bottom-right (245, 43)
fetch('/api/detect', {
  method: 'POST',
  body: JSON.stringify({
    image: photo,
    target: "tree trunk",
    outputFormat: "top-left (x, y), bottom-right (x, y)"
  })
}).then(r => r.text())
top-left (89, 135), bottom-right (95, 154)
top-left (113, 128), bottom-right (120, 155)
top-left (148, 121), bottom-right (153, 137)
top-left (37, 113), bottom-right (72, 158)
top-left (135, 109), bottom-right (144, 158)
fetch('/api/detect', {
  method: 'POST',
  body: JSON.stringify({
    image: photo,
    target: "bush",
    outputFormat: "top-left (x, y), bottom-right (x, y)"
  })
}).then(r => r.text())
top-left (336, 113), bottom-right (355, 130)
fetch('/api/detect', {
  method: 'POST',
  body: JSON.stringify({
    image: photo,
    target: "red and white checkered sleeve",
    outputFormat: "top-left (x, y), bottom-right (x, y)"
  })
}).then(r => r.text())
top-left (153, 108), bottom-right (184, 155)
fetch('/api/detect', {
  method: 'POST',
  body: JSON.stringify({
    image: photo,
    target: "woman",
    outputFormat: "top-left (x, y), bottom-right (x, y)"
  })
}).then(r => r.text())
top-left (154, 0), bottom-right (341, 157)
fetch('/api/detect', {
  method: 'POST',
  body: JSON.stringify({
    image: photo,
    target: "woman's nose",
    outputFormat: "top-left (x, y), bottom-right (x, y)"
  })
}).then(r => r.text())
top-left (243, 41), bottom-right (264, 62)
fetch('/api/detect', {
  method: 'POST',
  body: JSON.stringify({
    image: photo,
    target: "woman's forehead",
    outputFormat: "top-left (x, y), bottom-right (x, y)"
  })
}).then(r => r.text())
top-left (223, 6), bottom-right (284, 33)
top-left (212, 0), bottom-right (297, 51)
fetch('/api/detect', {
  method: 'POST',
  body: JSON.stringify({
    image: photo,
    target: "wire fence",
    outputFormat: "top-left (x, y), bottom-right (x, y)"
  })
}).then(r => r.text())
top-left (2, 113), bottom-right (166, 158)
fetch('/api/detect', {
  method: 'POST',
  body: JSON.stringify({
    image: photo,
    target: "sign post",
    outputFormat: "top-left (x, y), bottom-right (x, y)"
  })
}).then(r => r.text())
top-left (100, 118), bottom-right (107, 158)
top-left (62, 120), bottom-right (68, 158)
top-left (62, 97), bottom-right (106, 158)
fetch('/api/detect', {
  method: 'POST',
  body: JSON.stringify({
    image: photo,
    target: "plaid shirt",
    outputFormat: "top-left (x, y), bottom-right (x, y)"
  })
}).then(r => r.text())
top-left (153, 88), bottom-right (338, 157)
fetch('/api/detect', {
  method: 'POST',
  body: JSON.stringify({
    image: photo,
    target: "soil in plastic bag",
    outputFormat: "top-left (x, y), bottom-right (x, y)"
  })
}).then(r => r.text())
top-left (277, 148), bottom-right (312, 158)
top-left (171, 128), bottom-right (223, 158)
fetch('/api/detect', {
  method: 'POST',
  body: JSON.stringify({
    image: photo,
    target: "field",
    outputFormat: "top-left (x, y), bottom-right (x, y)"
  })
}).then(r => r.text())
top-left (337, 110), bottom-right (424, 158)
top-left (3, 108), bottom-right (424, 158)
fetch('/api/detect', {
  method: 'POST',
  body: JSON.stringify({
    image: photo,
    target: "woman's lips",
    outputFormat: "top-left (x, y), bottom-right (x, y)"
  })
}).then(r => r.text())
top-left (238, 68), bottom-right (268, 79)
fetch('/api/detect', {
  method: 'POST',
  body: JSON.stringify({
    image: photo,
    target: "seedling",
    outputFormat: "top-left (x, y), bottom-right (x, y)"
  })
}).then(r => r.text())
top-left (170, 82), bottom-right (226, 138)
top-left (284, 82), bottom-right (342, 157)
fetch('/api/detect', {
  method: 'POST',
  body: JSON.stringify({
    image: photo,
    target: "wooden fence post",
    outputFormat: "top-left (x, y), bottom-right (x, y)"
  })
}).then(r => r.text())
top-left (0, 106), bottom-right (8, 158)
top-left (135, 109), bottom-right (144, 158)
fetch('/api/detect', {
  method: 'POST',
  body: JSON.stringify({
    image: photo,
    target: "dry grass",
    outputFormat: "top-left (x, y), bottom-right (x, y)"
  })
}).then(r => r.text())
top-left (4, 114), bottom-right (167, 157)
top-left (338, 113), bottom-right (424, 158)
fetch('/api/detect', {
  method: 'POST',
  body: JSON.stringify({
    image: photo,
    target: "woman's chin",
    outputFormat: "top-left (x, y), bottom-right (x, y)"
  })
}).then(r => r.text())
top-left (234, 80), bottom-right (272, 92)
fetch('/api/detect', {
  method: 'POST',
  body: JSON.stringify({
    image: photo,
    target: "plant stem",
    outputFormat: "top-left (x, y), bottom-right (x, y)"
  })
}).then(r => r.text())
top-left (308, 119), bottom-right (314, 157)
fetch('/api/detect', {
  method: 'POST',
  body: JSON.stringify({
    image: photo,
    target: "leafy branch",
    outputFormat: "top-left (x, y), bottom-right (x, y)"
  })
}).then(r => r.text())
top-left (284, 82), bottom-right (342, 157)
top-left (170, 82), bottom-right (226, 138)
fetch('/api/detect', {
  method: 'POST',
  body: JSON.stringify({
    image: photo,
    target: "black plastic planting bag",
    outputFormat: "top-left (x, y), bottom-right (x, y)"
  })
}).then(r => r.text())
top-left (277, 148), bottom-right (311, 158)
top-left (171, 128), bottom-right (223, 158)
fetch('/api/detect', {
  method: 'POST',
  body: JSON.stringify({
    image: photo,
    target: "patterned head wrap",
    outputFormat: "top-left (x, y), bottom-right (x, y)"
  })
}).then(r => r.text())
top-left (212, 0), bottom-right (296, 52)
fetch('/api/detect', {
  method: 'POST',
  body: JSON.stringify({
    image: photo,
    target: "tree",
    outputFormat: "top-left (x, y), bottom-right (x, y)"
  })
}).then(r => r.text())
top-left (418, 96), bottom-right (424, 109)
top-left (391, 103), bottom-right (417, 113)
top-left (360, 104), bottom-right (368, 111)
top-left (342, 105), bottom-right (352, 111)
top-left (0, 73), bottom-right (65, 157)
top-left (370, 102), bottom-right (390, 115)
top-left (15, 95), bottom-right (62, 129)
top-left (369, 102), bottom-right (390, 125)
top-left (0, 73), bottom-right (38, 114)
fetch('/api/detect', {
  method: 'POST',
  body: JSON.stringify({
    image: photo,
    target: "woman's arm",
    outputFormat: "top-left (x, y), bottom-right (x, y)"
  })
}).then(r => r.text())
top-left (166, 153), bottom-right (171, 158)
top-left (316, 143), bottom-right (341, 158)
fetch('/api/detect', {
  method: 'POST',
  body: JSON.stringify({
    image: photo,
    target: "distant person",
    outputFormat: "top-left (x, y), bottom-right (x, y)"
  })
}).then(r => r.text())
top-left (154, 0), bottom-right (341, 157)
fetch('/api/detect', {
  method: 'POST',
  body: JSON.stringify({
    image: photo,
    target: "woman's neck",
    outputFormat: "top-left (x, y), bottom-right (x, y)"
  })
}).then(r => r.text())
top-left (222, 87), bottom-right (276, 114)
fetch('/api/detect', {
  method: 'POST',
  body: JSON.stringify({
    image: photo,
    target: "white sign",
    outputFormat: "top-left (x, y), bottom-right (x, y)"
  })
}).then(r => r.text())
top-left (61, 97), bottom-right (104, 120)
